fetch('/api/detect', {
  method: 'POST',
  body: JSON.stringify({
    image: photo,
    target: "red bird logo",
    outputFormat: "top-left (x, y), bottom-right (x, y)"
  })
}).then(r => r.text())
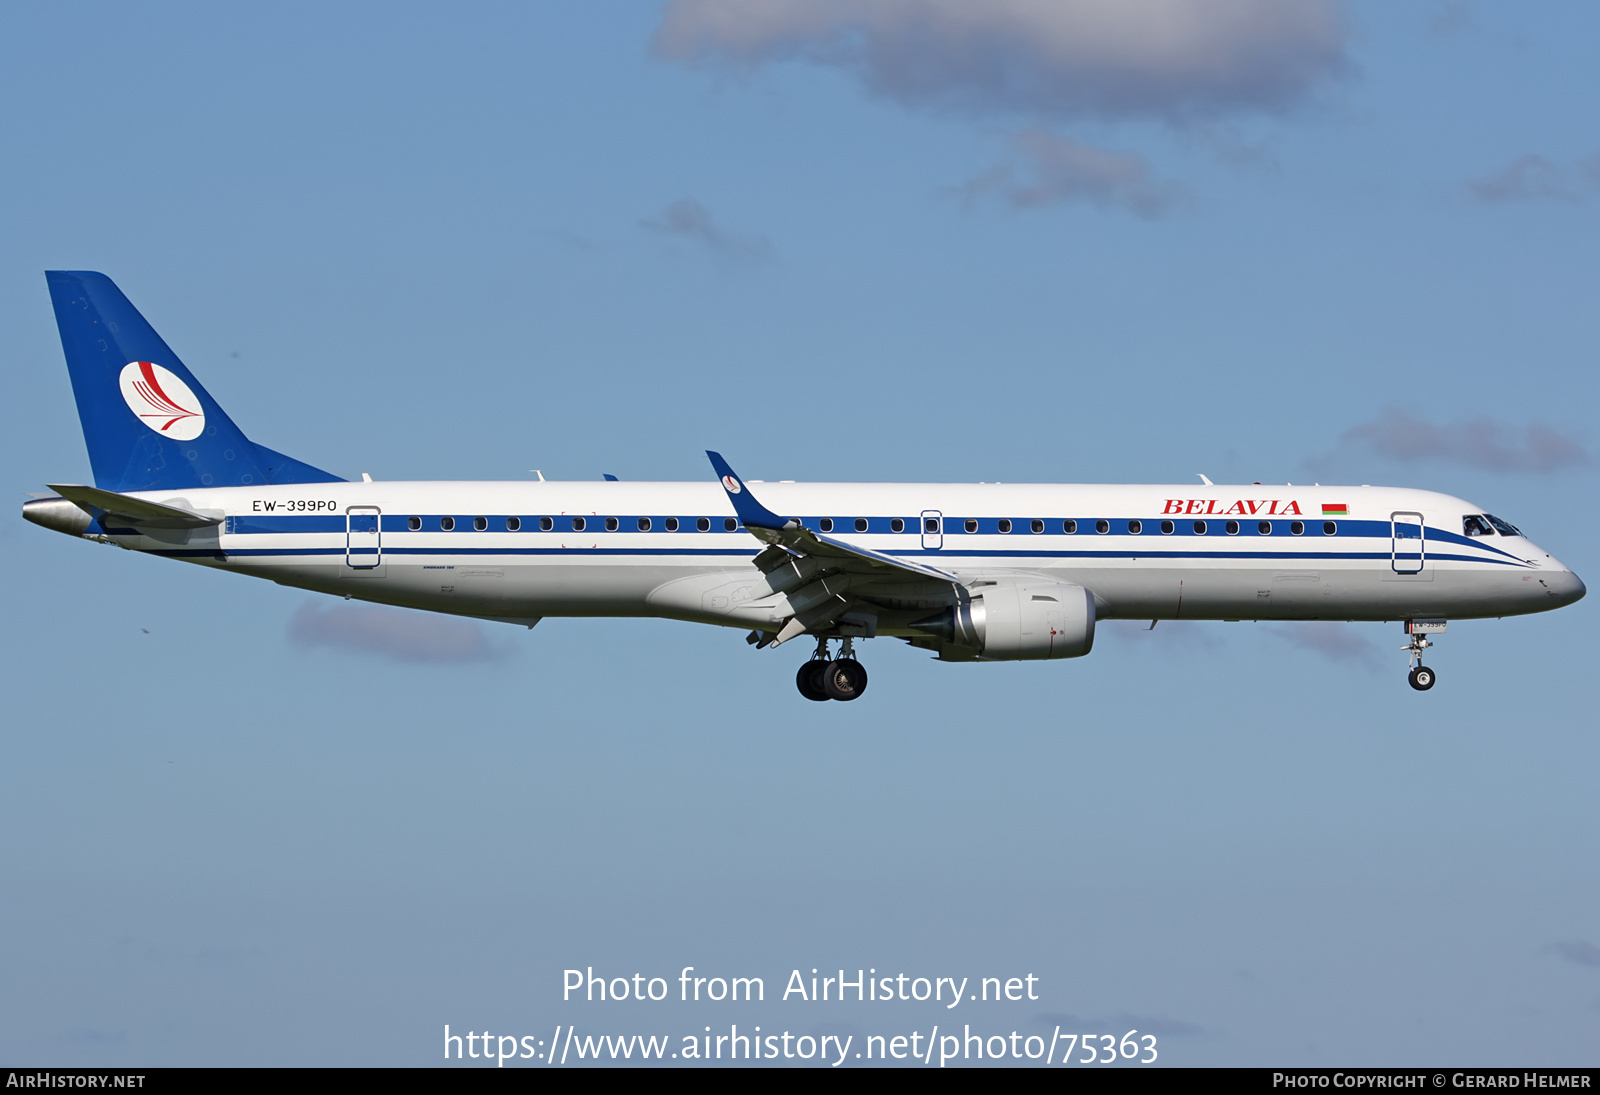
top-left (119, 361), bottom-right (205, 441)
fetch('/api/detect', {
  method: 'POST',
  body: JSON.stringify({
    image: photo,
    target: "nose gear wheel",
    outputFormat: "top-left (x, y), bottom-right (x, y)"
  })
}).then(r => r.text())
top-left (1403, 627), bottom-right (1438, 691)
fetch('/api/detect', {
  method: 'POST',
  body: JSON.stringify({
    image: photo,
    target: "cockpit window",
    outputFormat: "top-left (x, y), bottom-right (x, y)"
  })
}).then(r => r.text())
top-left (1484, 514), bottom-right (1522, 537)
top-left (1463, 515), bottom-right (1495, 538)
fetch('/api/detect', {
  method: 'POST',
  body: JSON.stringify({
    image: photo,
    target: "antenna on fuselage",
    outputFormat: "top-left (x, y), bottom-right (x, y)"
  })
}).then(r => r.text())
top-left (1196, 473), bottom-right (1213, 486)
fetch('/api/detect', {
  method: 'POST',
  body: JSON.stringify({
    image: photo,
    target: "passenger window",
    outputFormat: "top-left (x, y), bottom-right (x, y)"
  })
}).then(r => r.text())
top-left (1225, 520), bottom-right (1239, 535)
top-left (891, 518), bottom-right (905, 533)
top-left (1258, 521), bottom-right (1271, 535)
top-left (539, 516), bottom-right (553, 532)
top-left (725, 518), bottom-right (738, 531)
top-left (819, 518), bottom-right (834, 533)
top-left (854, 518), bottom-right (868, 532)
top-left (440, 516), bottom-right (455, 531)
top-left (963, 519), bottom-right (978, 533)
top-left (407, 516), bottom-right (421, 531)
top-left (665, 517), bottom-right (679, 532)
top-left (1160, 520), bottom-right (1174, 534)
top-left (1031, 519), bottom-right (1044, 534)
top-left (1290, 521), bottom-right (1304, 535)
top-left (637, 517), bottom-right (651, 531)
top-left (1128, 519), bottom-right (1142, 534)
top-left (571, 516), bottom-right (586, 532)
top-left (506, 517), bottom-right (521, 532)
top-left (697, 517), bottom-right (710, 532)
top-left (997, 519), bottom-right (1012, 534)
top-left (1323, 521), bottom-right (1337, 535)
top-left (1063, 520), bottom-right (1077, 534)
top-left (1095, 520), bottom-right (1109, 534)
top-left (1193, 520), bottom-right (1207, 534)
top-left (473, 516), bottom-right (487, 531)
top-left (925, 518), bottom-right (939, 533)
top-left (604, 517), bottom-right (618, 532)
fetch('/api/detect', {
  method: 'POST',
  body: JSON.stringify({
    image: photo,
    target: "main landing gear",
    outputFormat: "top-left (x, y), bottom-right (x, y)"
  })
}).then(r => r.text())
top-left (796, 637), bottom-right (869, 702)
top-left (1404, 625), bottom-right (1439, 691)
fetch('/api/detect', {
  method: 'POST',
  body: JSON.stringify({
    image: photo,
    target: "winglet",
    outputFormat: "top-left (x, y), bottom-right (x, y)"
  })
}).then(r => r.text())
top-left (705, 451), bottom-right (791, 530)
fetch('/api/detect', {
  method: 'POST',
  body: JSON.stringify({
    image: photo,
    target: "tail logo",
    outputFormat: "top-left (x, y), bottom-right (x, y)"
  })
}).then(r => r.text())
top-left (119, 362), bottom-right (206, 441)
top-left (722, 475), bottom-right (741, 494)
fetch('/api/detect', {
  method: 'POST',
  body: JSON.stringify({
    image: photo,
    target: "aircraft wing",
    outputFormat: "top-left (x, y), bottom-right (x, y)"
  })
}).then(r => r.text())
top-left (705, 452), bottom-right (958, 584)
top-left (770, 524), bottom-right (959, 582)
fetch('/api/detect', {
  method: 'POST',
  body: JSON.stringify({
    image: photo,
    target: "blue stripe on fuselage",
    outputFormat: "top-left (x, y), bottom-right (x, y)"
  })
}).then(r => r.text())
top-left (156, 545), bottom-right (1530, 568)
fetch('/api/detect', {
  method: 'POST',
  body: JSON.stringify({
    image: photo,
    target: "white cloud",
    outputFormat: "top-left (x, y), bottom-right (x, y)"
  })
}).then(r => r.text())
top-left (1268, 622), bottom-right (1381, 669)
top-left (1547, 940), bottom-right (1600, 969)
top-left (654, 0), bottom-right (1348, 124)
top-left (1469, 153), bottom-right (1600, 204)
top-left (641, 197), bottom-right (773, 262)
top-left (962, 130), bottom-right (1184, 217)
top-left (288, 601), bottom-right (506, 664)
top-left (1342, 410), bottom-right (1588, 473)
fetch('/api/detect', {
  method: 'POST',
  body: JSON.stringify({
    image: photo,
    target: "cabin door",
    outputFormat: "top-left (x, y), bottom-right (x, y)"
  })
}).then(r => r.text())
top-left (1391, 511), bottom-right (1425, 574)
top-left (346, 506), bottom-right (382, 569)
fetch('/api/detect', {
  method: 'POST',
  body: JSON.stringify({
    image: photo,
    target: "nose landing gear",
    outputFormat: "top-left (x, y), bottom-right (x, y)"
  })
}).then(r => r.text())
top-left (1403, 621), bottom-right (1443, 691)
top-left (794, 636), bottom-right (869, 702)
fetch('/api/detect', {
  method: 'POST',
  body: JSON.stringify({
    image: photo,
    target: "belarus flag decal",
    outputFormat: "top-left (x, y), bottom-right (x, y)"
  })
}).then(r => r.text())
top-left (1322, 503), bottom-right (1348, 516)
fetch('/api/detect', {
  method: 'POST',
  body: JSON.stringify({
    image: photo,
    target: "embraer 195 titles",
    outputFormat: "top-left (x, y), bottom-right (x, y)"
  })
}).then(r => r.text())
top-left (25, 273), bottom-right (1585, 700)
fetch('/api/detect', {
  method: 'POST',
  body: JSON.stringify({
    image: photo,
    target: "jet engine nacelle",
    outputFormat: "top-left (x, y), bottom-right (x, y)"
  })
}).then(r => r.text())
top-left (916, 582), bottom-right (1096, 660)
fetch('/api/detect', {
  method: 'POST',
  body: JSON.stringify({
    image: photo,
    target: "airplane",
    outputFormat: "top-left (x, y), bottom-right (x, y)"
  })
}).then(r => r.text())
top-left (24, 272), bottom-right (1585, 700)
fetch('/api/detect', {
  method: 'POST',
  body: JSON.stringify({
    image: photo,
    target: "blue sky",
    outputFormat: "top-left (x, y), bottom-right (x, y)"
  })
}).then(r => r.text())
top-left (2, 1), bottom-right (1596, 1066)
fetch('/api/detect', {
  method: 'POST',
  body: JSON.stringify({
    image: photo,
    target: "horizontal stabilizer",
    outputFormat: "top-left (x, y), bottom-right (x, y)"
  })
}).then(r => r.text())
top-left (47, 483), bottom-right (220, 527)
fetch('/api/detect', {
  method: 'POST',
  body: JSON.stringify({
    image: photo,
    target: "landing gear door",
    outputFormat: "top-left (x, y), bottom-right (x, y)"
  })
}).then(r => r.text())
top-left (347, 506), bottom-right (382, 569)
top-left (1391, 511), bottom-right (1424, 574)
top-left (921, 510), bottom-right (943, 550)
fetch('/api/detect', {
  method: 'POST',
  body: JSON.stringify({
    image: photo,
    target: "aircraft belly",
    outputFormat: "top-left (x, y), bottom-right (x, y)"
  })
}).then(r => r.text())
top-left (232, 557), bottom-right (733, 619)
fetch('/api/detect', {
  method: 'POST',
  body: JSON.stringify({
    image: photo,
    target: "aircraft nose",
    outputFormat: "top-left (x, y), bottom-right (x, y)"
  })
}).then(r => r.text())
top-left (1542, 568), bottom-right (1585, 607)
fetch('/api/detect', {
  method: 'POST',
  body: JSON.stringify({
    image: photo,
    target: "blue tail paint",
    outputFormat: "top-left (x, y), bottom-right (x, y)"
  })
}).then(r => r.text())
top-left (705, 450), bottom-right (789, 530)
top-left (45, 271), bottom-right (343, 493)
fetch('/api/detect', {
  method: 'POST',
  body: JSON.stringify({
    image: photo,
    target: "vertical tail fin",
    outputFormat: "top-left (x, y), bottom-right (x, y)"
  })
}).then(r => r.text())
top-left (44, 271), bottom-right (343, 492)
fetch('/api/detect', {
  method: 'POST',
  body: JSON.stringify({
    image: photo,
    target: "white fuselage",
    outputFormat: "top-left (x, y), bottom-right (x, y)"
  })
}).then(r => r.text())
top-left (88, 480), bottom-right (1583, 633)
